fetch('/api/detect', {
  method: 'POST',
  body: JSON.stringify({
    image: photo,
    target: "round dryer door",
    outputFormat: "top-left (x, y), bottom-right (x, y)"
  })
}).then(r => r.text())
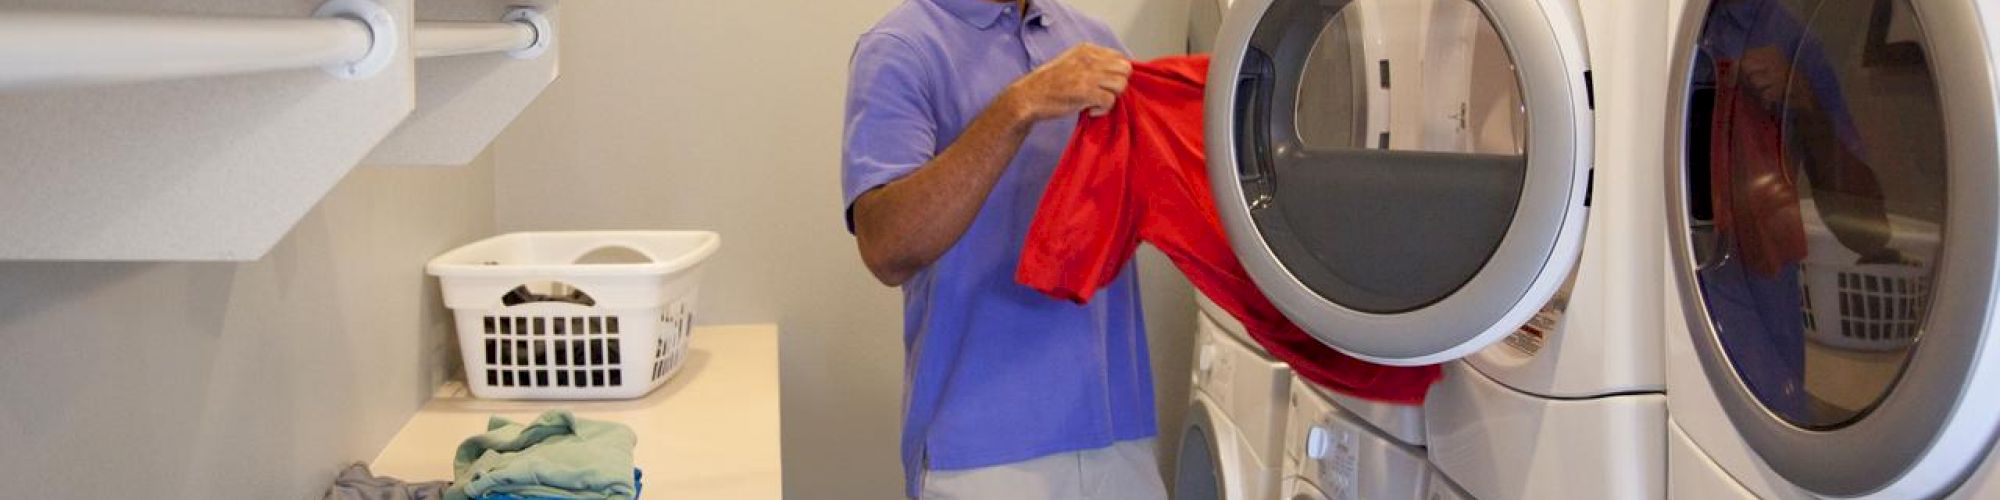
top-left (1206, 0), bottom-right (1594, 365)
top-left (1666, 0), bottom-right (2000, 496)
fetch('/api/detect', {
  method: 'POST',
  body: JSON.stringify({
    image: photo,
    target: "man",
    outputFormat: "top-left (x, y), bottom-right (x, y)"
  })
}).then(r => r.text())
top-left (1694, 0), bottom-right (1897, 420)
top-left (840, 0), bottom-right (1164, 499)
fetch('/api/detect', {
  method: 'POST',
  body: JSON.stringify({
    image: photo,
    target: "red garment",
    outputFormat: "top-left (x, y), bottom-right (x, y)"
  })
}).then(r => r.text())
top-left (1710, 59), bottom-right (1807, 277)
top-left (1015, 55), bottom-right (1442, 405)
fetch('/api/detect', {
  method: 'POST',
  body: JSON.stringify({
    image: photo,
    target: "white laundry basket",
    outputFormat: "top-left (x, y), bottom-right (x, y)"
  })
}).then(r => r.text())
top-left (427, 231), bottom-right (719, 400)
top-left (1796, 201), bottom-right (1938, 352)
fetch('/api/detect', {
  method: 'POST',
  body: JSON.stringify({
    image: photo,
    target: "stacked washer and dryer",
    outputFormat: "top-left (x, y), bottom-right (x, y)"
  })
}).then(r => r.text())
top-left (1661, 0), bottom-right (2000, 498)
top-left (1174, 6), bottom-right (1302, 500)
top-left (1174, 296), bottom-right (1294, 500)
top-left (1185, 0), bottom-right (2000, 498)
top-left (1179, 0), bottom-right (1674, 498)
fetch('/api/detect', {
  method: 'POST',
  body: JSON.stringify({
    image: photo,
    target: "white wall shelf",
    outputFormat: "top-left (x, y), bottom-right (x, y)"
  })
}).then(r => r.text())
top-left (0, 0), bottom-right (561, 260)
top-left (0, 0), bottom-right (415, 261)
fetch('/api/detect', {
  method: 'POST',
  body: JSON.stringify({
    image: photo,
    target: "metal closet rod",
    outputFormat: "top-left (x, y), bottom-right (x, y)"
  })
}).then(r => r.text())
top-left (0, 0), bottom-right (398, 92)
top-left (0, 1), bottom-right (553, 93)
top-left (413, 9), bottom-right (551, 60)
top-left (0, 0), bottom-right (402, 92)
top-left (0, 3), bottom-right (392, 91)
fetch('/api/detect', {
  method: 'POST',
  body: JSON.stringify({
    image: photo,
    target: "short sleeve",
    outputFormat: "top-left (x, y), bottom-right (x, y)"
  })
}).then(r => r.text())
top-left (842, 33), bottom-right (938, 232)
top-left (1074, 15), bottom-right (1130, 57)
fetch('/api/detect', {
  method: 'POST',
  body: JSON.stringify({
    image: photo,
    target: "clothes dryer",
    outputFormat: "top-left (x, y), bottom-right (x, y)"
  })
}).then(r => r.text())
top-left (1208, 0), bottom-right (1669, 497)
top-left (1662, 0), bottom-right (2000, 498)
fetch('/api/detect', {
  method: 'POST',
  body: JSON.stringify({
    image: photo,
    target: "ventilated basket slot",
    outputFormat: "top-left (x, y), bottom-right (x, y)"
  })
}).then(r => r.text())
top-left (1801, 262), bottom-right (1931, 350)
top-left (475, 313), bottom-right (640, 390)
top-left (651, 303), bottom-right (694, 381)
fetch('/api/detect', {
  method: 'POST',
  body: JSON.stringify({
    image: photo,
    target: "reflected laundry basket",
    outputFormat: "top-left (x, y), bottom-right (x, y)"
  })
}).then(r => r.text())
top-left (1797, 201), bottom-right (1938, 352)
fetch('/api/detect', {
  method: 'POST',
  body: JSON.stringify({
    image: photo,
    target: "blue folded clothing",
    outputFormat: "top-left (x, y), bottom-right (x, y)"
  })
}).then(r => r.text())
top-left (444, 410), bottom-right (638, 500)
top-left (476, 468), bottom-right (643, 500)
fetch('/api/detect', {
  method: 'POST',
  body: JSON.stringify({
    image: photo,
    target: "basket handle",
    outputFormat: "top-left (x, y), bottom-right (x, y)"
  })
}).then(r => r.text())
top-left (568, 244), bottom-right (659, 265)
top-left (501, 281), bottom-right (597, 307)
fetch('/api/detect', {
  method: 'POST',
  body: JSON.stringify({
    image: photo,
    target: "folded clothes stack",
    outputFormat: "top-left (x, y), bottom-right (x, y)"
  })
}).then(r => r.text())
top-left (323, 410), bottom-right (642, 500)
top-left (444, 410), bottom-right (642, 500)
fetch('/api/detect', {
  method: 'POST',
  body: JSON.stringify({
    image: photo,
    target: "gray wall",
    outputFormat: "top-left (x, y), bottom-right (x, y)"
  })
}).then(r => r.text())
top-left (0, 158), bottom-right (494, 498)
top-left (488, 0), bottom-right (1193, 498)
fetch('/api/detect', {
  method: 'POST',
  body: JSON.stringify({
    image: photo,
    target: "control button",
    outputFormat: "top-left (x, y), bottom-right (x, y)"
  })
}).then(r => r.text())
top-left (1198, 343), bottom-right (1218, 374)
top-left (1306, 426), bottom-right (1330, 460)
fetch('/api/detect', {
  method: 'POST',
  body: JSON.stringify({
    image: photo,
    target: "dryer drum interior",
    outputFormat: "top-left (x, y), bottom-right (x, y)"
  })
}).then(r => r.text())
top-left (1207, 0), bottom-right (1592, 366)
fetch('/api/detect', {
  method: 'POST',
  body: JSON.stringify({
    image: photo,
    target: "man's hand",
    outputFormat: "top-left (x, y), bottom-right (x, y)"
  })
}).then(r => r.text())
top-left (850, 44), bottom-right (1130, 286)
top-left (999, 44), bottom-right (1133, 121)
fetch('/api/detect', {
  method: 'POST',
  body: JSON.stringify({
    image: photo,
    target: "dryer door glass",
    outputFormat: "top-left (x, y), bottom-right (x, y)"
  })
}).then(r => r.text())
top-left (1682, 0), bottom-right (1944, 430)
top-left (1210, 0), bottom-right (1590, 364)
top-left (1260, 0), bottom-right (1527, 316)
top-left (1667, 0), bottom-right (2000, 495)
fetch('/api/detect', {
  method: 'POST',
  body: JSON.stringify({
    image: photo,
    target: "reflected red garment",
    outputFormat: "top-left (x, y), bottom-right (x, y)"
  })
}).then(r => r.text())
top-left (1711, 60), bottom-right (1807, 277)
top-left (1014, 55), bottom-right (1442, 405)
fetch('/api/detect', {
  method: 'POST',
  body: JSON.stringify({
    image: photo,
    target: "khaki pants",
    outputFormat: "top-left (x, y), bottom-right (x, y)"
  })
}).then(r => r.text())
top-left (919, 439), bottom-right (1168, 500)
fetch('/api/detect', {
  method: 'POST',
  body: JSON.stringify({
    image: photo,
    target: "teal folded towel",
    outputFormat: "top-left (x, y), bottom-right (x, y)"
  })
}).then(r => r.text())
top-left (443, 410), bottom-right (638, 500)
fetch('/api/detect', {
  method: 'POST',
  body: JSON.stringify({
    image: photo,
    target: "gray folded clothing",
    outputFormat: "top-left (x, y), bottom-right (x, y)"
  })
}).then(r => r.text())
top-left (325, 463), bottom-right (451, 500)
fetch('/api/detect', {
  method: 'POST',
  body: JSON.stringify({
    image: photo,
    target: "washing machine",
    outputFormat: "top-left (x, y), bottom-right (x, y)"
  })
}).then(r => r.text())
top-left (1177, 4), bottom-right (1300, 498)
top-left (1662, 0), bottom-right (2000, 498)
top-left (1279, 377), bottom-right (1473, 500)
top-left (1424, 1), bottom-right (1671, 498)
top-left (1206, 0), bottom-right (1671, 498)
top-left (1175, 311), bottom-right (1294, 500)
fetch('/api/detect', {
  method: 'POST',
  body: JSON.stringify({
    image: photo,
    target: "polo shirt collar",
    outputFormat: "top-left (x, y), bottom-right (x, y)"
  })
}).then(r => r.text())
top-left (931, 0), bottom-right (1055, 30)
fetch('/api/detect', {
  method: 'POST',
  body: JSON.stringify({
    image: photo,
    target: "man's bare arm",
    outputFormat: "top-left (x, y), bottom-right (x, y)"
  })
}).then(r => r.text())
top-left (852, 44), bottom-right (1131, 286)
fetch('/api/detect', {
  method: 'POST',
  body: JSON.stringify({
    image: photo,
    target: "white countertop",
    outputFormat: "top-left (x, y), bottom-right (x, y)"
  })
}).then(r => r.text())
top-left (371, 324), bottom-right (782, 499)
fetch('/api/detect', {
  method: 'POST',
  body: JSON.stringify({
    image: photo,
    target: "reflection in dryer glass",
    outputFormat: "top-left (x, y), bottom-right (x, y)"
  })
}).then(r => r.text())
top-left (1683, 0), bottom-right (1945, 429)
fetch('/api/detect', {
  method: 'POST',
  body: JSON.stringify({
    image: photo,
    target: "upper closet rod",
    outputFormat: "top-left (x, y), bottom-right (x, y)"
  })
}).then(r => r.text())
top-left (0, 0), bottom-right (397, 92)
top-left (413, 8), bottom-right (551, 60)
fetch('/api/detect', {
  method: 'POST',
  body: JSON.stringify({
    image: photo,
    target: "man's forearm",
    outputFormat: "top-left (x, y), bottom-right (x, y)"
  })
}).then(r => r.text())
top-left (853, 97), bottom-right (1034, 286)
top-left (847, 42), bottom-right (1129, 286)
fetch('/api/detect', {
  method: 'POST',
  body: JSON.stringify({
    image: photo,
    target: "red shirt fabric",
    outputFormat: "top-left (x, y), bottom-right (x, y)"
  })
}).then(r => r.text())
top-left (1710, 59), bottom-right (1808, 277)
top-left (1015, 55), bottom-right (1442, 405)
